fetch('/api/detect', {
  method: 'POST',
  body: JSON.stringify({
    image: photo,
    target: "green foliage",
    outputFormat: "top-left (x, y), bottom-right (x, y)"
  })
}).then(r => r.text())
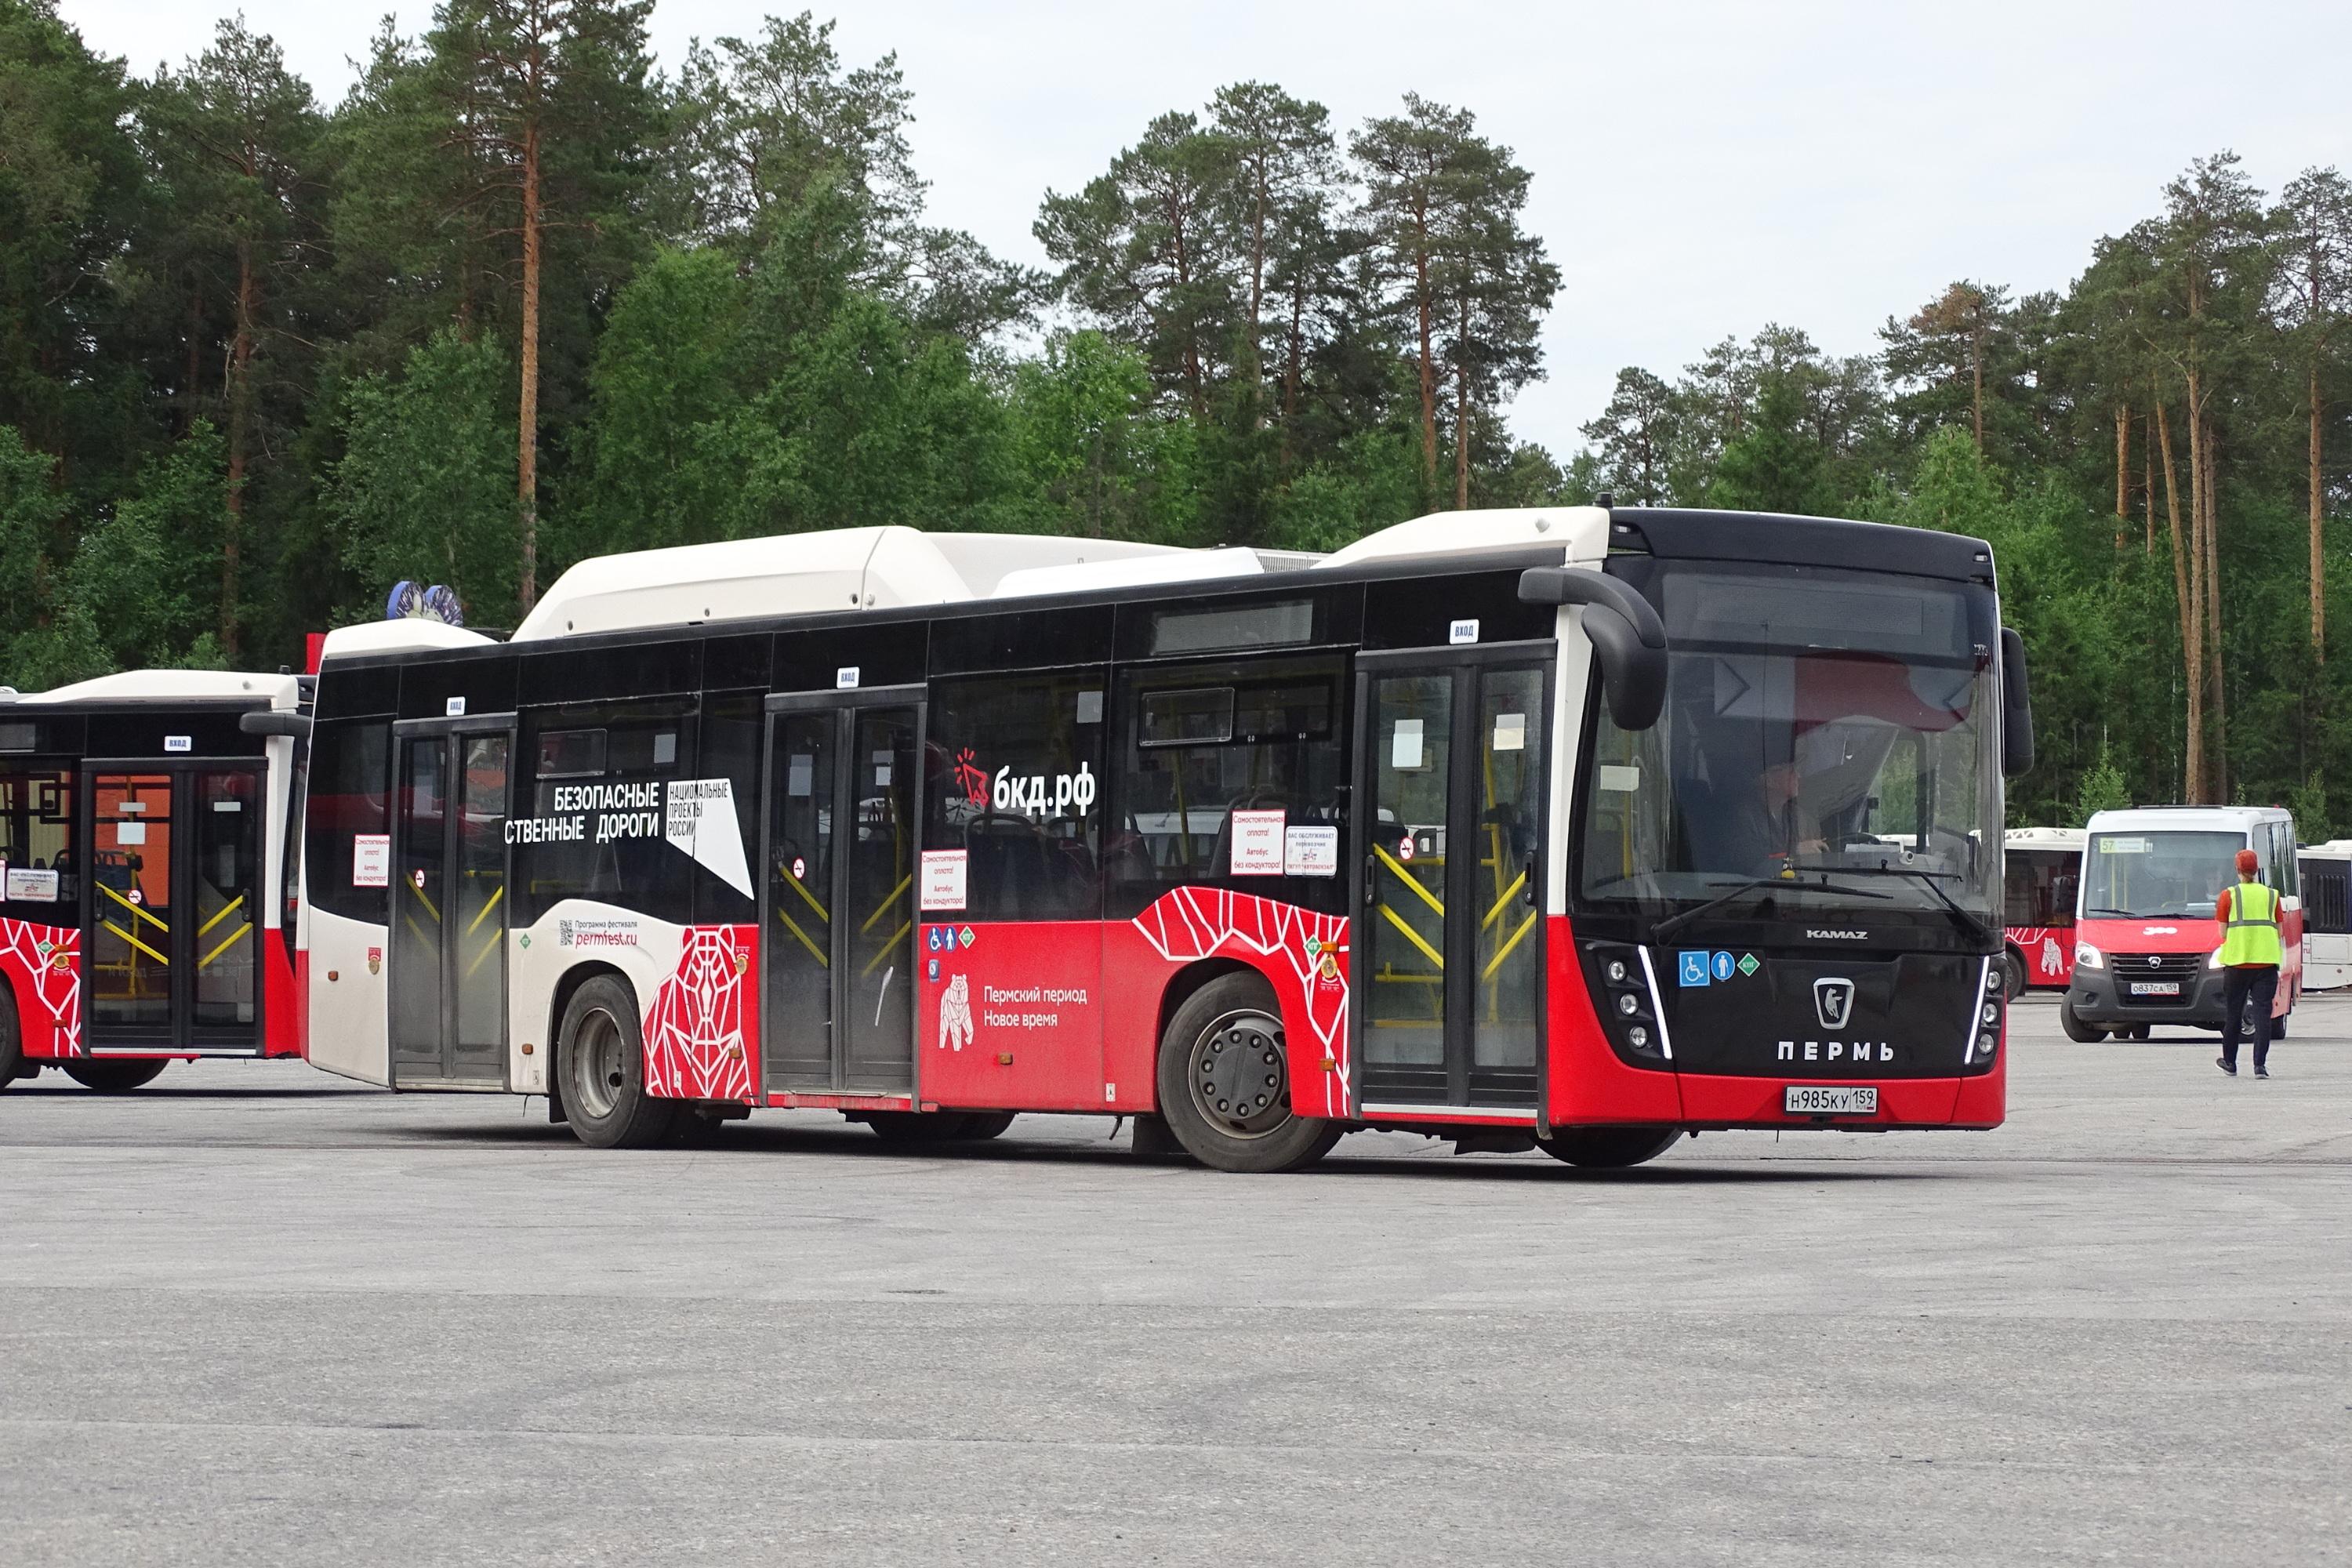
top-left (2075, 745), bottom-right (2132, 824)
top-left (0, 1), bottom-right (2346, 857)
top-left (330, 331), bottom-right (520, 627)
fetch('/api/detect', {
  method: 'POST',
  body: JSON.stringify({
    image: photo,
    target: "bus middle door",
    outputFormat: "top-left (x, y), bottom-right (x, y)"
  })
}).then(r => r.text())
top-left (760, 689), bottom-right (921, 1098)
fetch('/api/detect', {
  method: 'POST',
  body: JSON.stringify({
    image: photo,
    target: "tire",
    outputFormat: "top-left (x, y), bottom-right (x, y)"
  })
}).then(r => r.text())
top-left (62, 1058), bottom-right (168, 1093)
top-left (0, 996), bottom-right (21, 1093)
top-left (2269, 1016), bottom-right (2288, 1040)
top-left (557, 976), bottom-right (678, 1149)
top-left (2123, 1025), bottom-right (2151, 1040)
top-left (1155, 971), bottom-right (1343, 1174)
top-left (858, 1110), bottom-right (1013, 1145)
top-left (1537, 1127), bottom-right (1682, 1169)
top-left (2002, 946), bottom-right (2029, 1002)
top-left (2060, 1004), bottom-right (2107, 1042)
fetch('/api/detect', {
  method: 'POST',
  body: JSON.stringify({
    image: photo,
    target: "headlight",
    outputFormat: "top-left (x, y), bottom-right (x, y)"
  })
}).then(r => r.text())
top-left (1981, 1001), bottom-right (2000, 1025)
top-left (2075, 942), bottom-right (2104, 970)
top-left (1976, 1030), bottom-right (1998, 1060)
top-left (2206, 948), bottom-right (2226, 969)
top-left (1626, 1025), bottom-right (1650, 1050)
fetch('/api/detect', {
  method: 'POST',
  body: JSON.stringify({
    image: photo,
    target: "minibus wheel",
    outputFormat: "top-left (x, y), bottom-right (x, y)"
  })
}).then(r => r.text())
top-left (1156, 971), bottom-right (1343, 1174)
top-left (557, 975), bottom-right (678, 1149)
top-left (1537, 1127), bottom-right (1680, 1169)
top-left (62, 1058), bottom-right (167, 1092)
top-left (0, 1002), bottom-right (20, 1092)
top-left (2060, 1004), bottom-right (2107, 1043)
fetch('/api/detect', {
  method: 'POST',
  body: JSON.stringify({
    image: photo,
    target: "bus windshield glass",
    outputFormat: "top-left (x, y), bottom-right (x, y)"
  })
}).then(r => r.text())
top-left (2081, 830), bottom-right (2243, 919)
top-left (1580, 561), bottom-right (2000, 920)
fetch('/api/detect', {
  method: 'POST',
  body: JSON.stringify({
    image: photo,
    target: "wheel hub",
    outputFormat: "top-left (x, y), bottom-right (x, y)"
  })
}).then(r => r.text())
top-left (1189, 1009), bottom-right (1290, 1139)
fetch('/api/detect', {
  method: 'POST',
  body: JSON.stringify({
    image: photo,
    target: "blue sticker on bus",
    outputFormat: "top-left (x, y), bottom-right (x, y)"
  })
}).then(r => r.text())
top-left (1711, 950), bottom-right (1736, 982)
top-left (1678, 950), bottom-right (1711, 986)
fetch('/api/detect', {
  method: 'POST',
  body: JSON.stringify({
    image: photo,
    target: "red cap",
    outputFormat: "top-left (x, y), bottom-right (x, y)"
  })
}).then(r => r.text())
top-left (2235, 848), bottom-right (2260, 874)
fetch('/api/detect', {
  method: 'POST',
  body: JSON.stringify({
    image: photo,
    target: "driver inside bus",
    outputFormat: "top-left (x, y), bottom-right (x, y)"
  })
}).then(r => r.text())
top-left (1726, 760), bottom-right (1827, 876)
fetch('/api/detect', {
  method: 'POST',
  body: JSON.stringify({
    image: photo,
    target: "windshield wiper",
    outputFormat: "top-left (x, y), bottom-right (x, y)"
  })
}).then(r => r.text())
top-left (1830, 864), bottom-right (1999, 946)
top-left (1651, 875), bottom-right (1890, 944)
top-left (2084, 907), bottom-right (2139, 917)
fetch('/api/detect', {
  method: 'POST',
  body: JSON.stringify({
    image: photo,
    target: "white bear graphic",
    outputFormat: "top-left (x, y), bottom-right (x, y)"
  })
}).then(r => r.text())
top-left (2041, 935), bottom-right (2063, 976)
top-left (938, 972), bottom-right (973, 1052)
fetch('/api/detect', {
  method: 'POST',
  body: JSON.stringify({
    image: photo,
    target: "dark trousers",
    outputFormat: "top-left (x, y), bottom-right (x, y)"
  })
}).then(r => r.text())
top-left (2221, 965), bottom-right (2279, 1070)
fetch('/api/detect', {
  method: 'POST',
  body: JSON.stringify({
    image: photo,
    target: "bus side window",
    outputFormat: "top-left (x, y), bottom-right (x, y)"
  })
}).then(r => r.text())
top-left (924, 671), bottom-right (1106, 922)
top-left (1105, 653), bottom-right (1348, 920)
top-left (0, 765), bottom-right (75, 917)
top-left (303, 719), bottom-right (390, 926)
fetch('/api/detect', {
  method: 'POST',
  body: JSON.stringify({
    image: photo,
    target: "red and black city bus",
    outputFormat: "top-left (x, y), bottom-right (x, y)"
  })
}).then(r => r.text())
top-left (295, 506), bottom-right (2031, 1170)
top-left (0, 670), bottom-right (307, 1091)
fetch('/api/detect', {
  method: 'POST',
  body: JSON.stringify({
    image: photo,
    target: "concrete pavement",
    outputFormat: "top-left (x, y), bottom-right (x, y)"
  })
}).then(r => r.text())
top-left (3, 996), bottom-right (2347, 1565)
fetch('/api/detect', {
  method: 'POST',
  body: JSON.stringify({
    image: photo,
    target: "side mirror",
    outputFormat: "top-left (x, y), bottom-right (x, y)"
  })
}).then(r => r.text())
top-left (1518, 566), bottom-right (1668, 731)
top-left (239, 710), bottom-right (312, 741)
top-left (1999, 626), bottom-right (2033, 777)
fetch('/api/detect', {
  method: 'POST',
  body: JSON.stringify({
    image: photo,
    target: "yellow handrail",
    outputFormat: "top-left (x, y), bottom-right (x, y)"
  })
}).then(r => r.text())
top-left (101, 884), bottom-right (168, 933)
top-left (775, 905), bottom-right (828, 967)
top-left (405, 879), bottom-right (441, 922)
top-left (859, 871), bottom-right (911, 935)
top-left (1482, 910), bottom-right (1539, 981)
top-left (1481, 870), bottom-right (1528, 930)
top-left (102, 919), bottom-right (168, 967)
top-left (1372, 844), bottom-right (1445, 916)
top-left (779, 863), bottom-right (830, 921)
top-left (199, 922), bottom-right (251, 970)
top-left (1376, 902), bottom-right (1445, 969)
top-left (464, 883), bottom-right (504, 937)
top-left (198, 894), bottom-right (245, 939)
top-left (860, 919), bottom-right (911, 978)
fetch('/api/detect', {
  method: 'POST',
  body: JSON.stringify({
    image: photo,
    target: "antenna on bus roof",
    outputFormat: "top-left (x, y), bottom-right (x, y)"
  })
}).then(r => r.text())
top-left (1595, 491), bottom-right (1615, 510)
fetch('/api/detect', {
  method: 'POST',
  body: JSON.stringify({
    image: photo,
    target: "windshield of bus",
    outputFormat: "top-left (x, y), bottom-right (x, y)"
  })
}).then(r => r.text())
top-left (2081, 830), bottom-right (2243, 919)
top-left (1579, 560), bottom-right (2001, 920)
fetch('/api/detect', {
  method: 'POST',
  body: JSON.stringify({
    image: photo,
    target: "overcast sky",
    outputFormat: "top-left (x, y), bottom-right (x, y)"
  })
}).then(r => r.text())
top-left (67, 0), bottom-right (2352, 456)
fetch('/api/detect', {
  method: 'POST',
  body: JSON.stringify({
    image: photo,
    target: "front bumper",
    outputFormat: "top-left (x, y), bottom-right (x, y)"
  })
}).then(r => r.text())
top-left (2067, 964), bottom-right (2225, 1027)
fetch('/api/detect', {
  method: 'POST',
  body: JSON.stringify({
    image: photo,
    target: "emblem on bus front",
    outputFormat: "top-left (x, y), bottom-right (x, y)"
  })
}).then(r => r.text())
top-left (1813, 977), bottom-right (1855, 1031)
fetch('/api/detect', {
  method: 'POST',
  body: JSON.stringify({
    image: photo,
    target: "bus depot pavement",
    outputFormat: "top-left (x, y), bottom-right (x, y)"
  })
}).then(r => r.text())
top-left (3, 1003), bottom-right (2347, 1567)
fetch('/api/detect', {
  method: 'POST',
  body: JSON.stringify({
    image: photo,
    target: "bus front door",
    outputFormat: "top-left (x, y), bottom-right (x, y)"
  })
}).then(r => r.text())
top-left (761, 691), bottom-right (922, 1096)
top-left (388, 725), bottom-right (511, 1087)
top-left (1352, 652), bottom-right (1551, 1115)
top-left (85, 765), bottom-right (263, 1053)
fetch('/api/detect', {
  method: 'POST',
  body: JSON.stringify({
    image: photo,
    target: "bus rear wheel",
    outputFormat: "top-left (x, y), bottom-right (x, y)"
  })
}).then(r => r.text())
top-left (62, 1058), bottom-right (168, 1093)
top-left (2060, 1004), bottom-right (2107, 1043)
top-left (2001, 946), bottom-right (2029, 1001)
top-left (1156, 971), bottom-right (1342, 1174)
top-left (557, 976), bottom-right (678, 1149)
top-left (0, 1001), bottom-right (22, 1092)
top-left (1537, 1127), bottom-right (1680, 1169)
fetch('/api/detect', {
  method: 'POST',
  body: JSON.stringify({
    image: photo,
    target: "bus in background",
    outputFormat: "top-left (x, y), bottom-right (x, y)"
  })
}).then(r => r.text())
top-left (2002, 826), bottom-right (2084, 997)
top-left (2296, 840), bottom-right (2352, 989)
top-left (2063, 805), bottom-right (2300, 1043)
top-left (298, 506), bottom-right (2032, 1171)
top-left (0, 670), bottom-right (307, 1092)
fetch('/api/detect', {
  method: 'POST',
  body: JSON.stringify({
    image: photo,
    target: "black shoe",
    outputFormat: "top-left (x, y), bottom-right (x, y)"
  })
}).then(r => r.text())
top-left (2253, 1067), bottom-right (2270, 1079)
top-left (2216, 1057), bottom-right (2237, 1076)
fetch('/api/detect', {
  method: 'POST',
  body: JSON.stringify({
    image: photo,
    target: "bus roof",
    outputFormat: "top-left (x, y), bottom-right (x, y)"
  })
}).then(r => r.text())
top-left (2005, 826), bottom-right (2086, 848)
top-left (0, 669), bottom-right (300, 709)
top-left (500, 510), bottom-right (1615, 644)
top-left (2084, 806), bottom-right (2290, 836)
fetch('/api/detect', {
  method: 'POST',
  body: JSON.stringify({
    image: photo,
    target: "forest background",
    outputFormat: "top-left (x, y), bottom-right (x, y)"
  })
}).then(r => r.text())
top-left (2, 0), bottom-right (2348, 831)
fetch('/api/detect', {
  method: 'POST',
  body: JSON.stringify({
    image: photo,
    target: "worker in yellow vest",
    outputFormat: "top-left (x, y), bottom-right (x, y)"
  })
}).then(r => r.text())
top-left (2214, 847), bottom-right (2282, 1078)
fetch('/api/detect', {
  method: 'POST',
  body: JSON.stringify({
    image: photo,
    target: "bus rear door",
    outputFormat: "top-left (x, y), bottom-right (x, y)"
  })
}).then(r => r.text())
top-left (1352, 648), bottom-right (1552, 1117)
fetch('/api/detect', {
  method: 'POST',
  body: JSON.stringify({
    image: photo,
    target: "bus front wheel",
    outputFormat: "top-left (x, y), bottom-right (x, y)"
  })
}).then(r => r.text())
top-left (1156, 971), bottom-right (1342, 1174)
top-left (2060, 1004), bottom-right (2107, 1043)
top-left (62, 1058), bottom-right (167, 1093)
top-left (1537, 1127), bottom-right (1681, 1169)
top-left (557, 976), bottom-right (679, 1149)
